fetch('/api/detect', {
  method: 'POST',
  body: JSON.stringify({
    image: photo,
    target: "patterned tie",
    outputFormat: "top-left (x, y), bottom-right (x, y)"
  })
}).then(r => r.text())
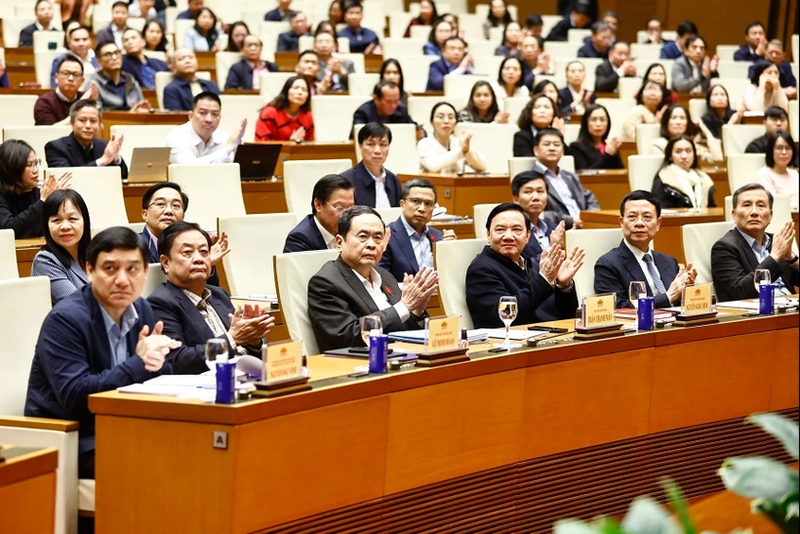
top-left (643, 254), bottom-right (667, 294)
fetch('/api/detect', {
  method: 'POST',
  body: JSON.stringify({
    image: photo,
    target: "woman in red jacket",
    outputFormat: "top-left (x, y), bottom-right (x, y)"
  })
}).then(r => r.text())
top-left (255, 75), bottom-right (315, 142)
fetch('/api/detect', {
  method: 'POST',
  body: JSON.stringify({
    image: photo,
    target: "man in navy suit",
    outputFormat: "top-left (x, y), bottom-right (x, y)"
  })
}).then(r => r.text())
top-left (224, 36), bottom-right (278, 90)
top-left (341, 122), bottom-right (403, 208)
top-left (511, 170), bottom-right (565, 265)
top-left (733, 21), bottom-right (767, 62)
top-left (18, 0), bottom-right (58, 47)
top-left (545, 3), bottom-right (591, 42)
top-left (148, 222), bottom-right (274, 374)
top-left (748, 40), bottom-right (797, 97)
top-left (264, 0), bottom-right (296, 21)
top-left (595, 190), bottom-right (696, 309)
top-left (25, 227), bottom-right (180, 479)
top-left (283, 174), bottom-right (355, 253)
top-left (121, 28), bottom-right (169, 90)
top-left (351, 81), bottom-right (424, 140)
top-left (44, 99), bottom-right (129, 181)
top-left (163, 48), bottom-right (221, 111)
top-left (379, 179), bottom-right (456, 281)
top-left (577, 21), bottom-right (612, 58)
top-left (660, 20), bottom-right (697, 59)
top-left (426, 36), bottom-right (474, 92)
top-left (277, 11), bottom-right (311, 52)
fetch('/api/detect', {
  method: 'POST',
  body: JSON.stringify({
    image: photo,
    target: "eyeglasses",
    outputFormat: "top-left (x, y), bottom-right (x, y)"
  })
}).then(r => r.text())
top-left (58, 71), bottom-right (83, 79)
top-left (148, 200), bottom-right (184, 212)
top-left (100, 50), bottom-right (121, 59)
top-left (406, 197), bottom-right (435, 209)
top-left (26, 159), bottom-right (42, 169)
top-left (775, 146), bottom-right (793, 153)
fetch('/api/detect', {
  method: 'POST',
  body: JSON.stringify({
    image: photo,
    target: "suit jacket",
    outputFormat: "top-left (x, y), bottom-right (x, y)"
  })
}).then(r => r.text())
top-left (659, 41), bottom-right (682, 59)
top-left (147, 281), bottom-right (240, 374)
top-left (558, 87), bottom-right (596, 114)
top-left (351, 101), bottom-right (419, 138)
top-left (378, 217), bottom-right (443, 280)
top-left (139, 227), bottom-right (220, 286)
top-left (521, 220), bottom-right (553, 263)
top-left (426, 57), bottom-right (466, 91)
top-left (31, 249), bottom-right (89, 304)
top-left (538, 165), bottom-right (601, 229)
top-left (577, 41), bottom-right (606, 59)
top-left (95, 24), bottom-right (126, 47)
top-left (545, 17), bottom-right (574, 42)
top-left (121, 54), bottom-right (169, 89)
top-left (568, 140), bottom-right (624, 171)
top-left (224, 59), bottom-right (278, 90)
top-left (733, 44), bottom-right (762, 62)
top-left (307, 256), bottom-right (423, 352)
top-left (264, 7), bottom-right (296, 21)
top-left (163, 77), bottom-right (220, 111)
top-left (652, 166), bottom-right (716, 209)
top-left (671, 54), bottom-right (719, 94)
top-left (466, 245), bottom-right (578, 328)
top-left (25, 284), bottom-right (168, 456)
top-left (44, 133), bottom-right (129, 181)
top-left (594, 60), bottom-right (625, 93)
top-left (711, 228), bottom-right (799, 302)
top-left (340, 161), bottom-right (402, 207)
top-left (19, 24), bottom-right (58, 47)
top-left (277, 30), bottom-right (310, 52)
top-left (594, 240), bottom-right (680, 309)
top-left (283, 214), bottom-right (328, 253)
top-left (513, 128), bottom-right (536, 157)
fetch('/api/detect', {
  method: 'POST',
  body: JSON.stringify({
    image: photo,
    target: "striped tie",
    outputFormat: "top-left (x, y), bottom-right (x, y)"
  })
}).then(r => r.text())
top-left (643, 254), bottom-right (667, 294)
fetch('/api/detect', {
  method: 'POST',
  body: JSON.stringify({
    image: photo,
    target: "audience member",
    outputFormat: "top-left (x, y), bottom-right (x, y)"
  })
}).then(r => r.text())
top-left (278, 11), bottom-right (311, 51)
top-left (255, 75), bottom-right (314, 141)
top-left (652, 135), bottom-right (715, 208)
top-left (533, 79), bottom-right (564, 111)
top-left (701, 84), bottom-right (744, 139)
top-left (756, 131), bottom-right (798, 210)
top-left (351, 81), bottom-right (424, 140)
top-left (621, 79), bottom-right (668, 142)
top-left (35, 55), bottom-right (98, 125)
top-left (143, 20), bottom-right (169, 52)
top-left (418, 102), bottom-right (487, 174)
top-left (129, 0), bottom-right (157, 20)
top-left (660, 20), bottom-right (697, 59)
top-left (141, 182), bottom-right (187, 261)
top-left (742, 60), bottom-right (789, 112)
top-left (95, 1), bottom-right (130, 48)
top-left (458, 80), bottom-right (509, 123)
top-left (224, 36), bottom-right (278, 90)
top-left (644, 17), bottom-right (669, 45)
top-left (513, 93), bottom-right (564, 157)
top-left (91, 41), bottom-right (149, 112)
top-left (177, 0), bottom-right (203, 20)
top-left (315, 32), bottom-right (355, 93)
top-left (520, 34), bottom-right (550, 90)
top-left (19, 0), bottom-right (58, 47)
top-left (379, 59), bottom-right (407, 106)
top-left (578, 21), bottom-right (612, 59)
top-left (595, 40), bottom-right (637, 93)
top-left (484, 0), bottom-right (513, 39)
top-left (642, 63), bottom-right (678, 105)
top-left (751, 39), bottom-right (797, 97)
top-left (525, 14), bottom-right (544, 39)
top-left (440, 13), bottom-right (464, 40)
top-left (733, 21), bottom-right (767, 62)
top-left (184, 8), bottom-right (220, 52)
top-left (404, 0), bottom-right (438, 37)
top-left (495, 22), bottom-right (522, 57)
top-left (50, 26), bottom-right (98, 88)
top-left (672, 35), bottom-right (718, 94)
top-left (650, 104), bottom-right (722, 164)
top-left (343, 122), bottom-right (402, 207)
top-left (164, 92), bottom-right (246, 163)
top-left (559, 60), bottom-right (595, 115)
top-left (293, 50), bottom-right (328, 95)
top-left (121, 28), bottom-right (169, 90)
top-left (338, 1), bottom-right (381, 54)
top-left (283, 174), bottom-right (355, 252)
top-left (569, 104), bottom-right (623, 171)
top-left (492, 56), bottom-right (529, 98)
top-left (264, 0), bottom-right (296, 21)
top-left (163, 48), bottom-right (221, 111)
top-left (546, 3), bottom-right (590, 42)
top-left (745, 106), bottom-right (799, 166)
top-left (511, 170), bottom-right (566, 262)
top-left (424, 19), bottom-right (454, 56)
top-left (598, 11), bottom-right (619, 37)
top-left (426, 36), bottom-right (475, 91)
top-left (327, 0), bottom-right (345, 25)
top-left (225, 21), bottom-right (250, 52)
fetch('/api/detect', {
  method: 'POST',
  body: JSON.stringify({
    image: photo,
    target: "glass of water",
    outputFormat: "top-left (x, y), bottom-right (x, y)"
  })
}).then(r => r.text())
top-left (754, 269), bottom-right (771, 292)
top-left (497, 296), bottom-right (520, 349)
top-left (360, 315), bottom-right (383, 346)
top-left (629, 281), bottom-right (647, 310)
top-left (205, 338), bottom-right (228, 364)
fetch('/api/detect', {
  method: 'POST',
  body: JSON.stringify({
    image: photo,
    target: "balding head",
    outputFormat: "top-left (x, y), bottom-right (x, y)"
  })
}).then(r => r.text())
top-left (171, 48), bottom-right (198, 78)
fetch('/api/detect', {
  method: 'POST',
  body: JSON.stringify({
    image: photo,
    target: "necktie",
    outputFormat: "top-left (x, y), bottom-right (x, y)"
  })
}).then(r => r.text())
top-left (643, 254), bottom-right (667, 294)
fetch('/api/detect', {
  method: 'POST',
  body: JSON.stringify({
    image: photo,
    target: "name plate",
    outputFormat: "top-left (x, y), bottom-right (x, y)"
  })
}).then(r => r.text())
top-left (681, 283), bottom-right (713, 316)
top-left (425, 315), bottom-right (460, 352)
top-left (582, 294), bottom-right (617, 329)
top-left (265, 340), bottom-right (303, 384)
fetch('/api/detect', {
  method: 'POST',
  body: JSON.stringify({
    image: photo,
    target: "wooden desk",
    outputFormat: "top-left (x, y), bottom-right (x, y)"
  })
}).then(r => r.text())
top-left (90, 312), bottom-right (799, 533)
top-left (100, 111), bottom-right (188, 140)
top-left (581, 207), bottom-right (725, 263)
top-left (15, 238), bottom-right (45, 277)
top-left (249, 140), bottom-right (355, 178)
top-left (0, 446), bottom-right (58, 534)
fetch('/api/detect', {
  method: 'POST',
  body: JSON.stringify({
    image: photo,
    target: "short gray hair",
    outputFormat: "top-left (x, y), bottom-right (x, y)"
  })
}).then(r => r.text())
top-left (69, 99), bottom-right (102, 123)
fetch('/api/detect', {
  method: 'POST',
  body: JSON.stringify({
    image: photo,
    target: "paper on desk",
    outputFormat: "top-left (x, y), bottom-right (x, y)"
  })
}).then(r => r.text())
top-left (232, 294), bottom-right (278, 302)
top-left (717, 297), bottom-right (795, 311)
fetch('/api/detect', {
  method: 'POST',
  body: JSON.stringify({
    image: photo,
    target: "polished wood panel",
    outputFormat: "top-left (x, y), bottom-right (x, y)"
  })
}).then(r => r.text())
top-left (100, 111), bottom-right (188, 141)
top-left (14, 238), bottom-right (44, 278)
top-left (770, 327), bottom-right (800, 410)
top-left (398, 173), bottom-right (511, 216)
top-left (688, 489), bottom-right (784, 533)
top-left (0, 447), bottom-right (57, 534)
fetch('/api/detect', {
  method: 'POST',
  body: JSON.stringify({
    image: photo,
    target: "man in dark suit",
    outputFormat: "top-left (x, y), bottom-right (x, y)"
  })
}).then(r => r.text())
top-left (24, 227), bottom-right (180, 479)
top-left (264, 0), bottom-right (296, 21)
top-left (425, 36), bottom-right (474, 92)
top-left (379, 179), bottom-right (456, 281)
top-left (44, 99), bottom-right (129, 181)
top-left (224, 35), bottom-right (278, 90)
top-left (277, 11), bottom-right (311, 51)
top-left (341, 122), bottom-right (403, 208)
top-left (577, 21), bottom-right (612, 59)
top-left (284, 174), bottom-right (355, 253)
top-left (546, 3), bottom-right (591, 42)
top-left (148, 222), bottom-right (273, 374)
top-left (95, 1), bottom-right (130, 48)
top-left (18, 0), bottom-right (58, 47)
top-left (307, 206), bottom-right (438, 352)
top-left (745, 107), bottom-right (799, 167)
top-left (532, 128), bottom-right (600, 229)
top-left (163, 48), bottom-right (221, 111)
top-left (121, 28), bottom-right (169, 90)
top-left (672, 36), bottom-right (719, 95)
top-left (177, 0), bottom-right (202, 20)
top-left (594, 40), bottom-right (636, 93)
top-left (660, 20), bottom-right (697, 59)
top-left (595, 190), bottom-right (696, 309)
top-left (466, 203), bottom-right (582, 328)
top-left (733, 21), bottom-right (766, 62)
top-left (351, 81), bottom-right (424, 140)
top-left (711, 184), bottom-right (799, 302)
top-left (511, 170), bottom-right (565, 264)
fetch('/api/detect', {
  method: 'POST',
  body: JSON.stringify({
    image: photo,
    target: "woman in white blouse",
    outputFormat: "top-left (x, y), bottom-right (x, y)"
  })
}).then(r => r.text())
top-left (652, 135), bottom-right (716, 209)
top-left (490, 56), bottom-right (530, 99)
top-left (756, 131), bottom-right (799, 210)
top-left (741, 60), bottom-right (789, 113)
top-left (417, 102), bottom-right (488, 174)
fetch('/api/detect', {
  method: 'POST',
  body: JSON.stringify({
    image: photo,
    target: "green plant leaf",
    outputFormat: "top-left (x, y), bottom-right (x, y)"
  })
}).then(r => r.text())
top-left (662, 479), bottom-right (696, 534)
top-left (596, 518), bottom-right (627, 534)
top-left (554, 519), bottom-right (601, 534)
top-left (785, 500), bottom-right (799, 519)
top-left (720, 457), bottom-right (799, 501)
top-left (621, 497), bottom-right (682, 534)
top-left (746, 413), bottom-right (799, 460)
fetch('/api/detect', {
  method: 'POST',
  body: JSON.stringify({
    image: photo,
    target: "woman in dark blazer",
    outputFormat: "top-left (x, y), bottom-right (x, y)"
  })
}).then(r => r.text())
top-left (568, 104), bottom-right (624, 171)
top-left (513, 93), bottom-right (564, 157)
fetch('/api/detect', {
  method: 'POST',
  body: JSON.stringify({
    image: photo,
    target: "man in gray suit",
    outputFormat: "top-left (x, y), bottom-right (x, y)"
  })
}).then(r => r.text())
top-left (313, 31), bottom-right (355, 93)
top-left (671, 35), bottom-right (719, 94)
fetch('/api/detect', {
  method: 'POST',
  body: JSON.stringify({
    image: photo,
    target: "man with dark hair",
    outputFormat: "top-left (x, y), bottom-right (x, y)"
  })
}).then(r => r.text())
top-left (314, 31), bottom-right (355, 93)
top-left (533, 128), bottom-right (600, 229)
top-left (307, 205), bottom-right (437, 352)
top-left (734, 21), bottom-right (767, 62)
top-left (91, 41), bottom-right (150, 111)
top-left (163, 91), bottom-right (246, 163)
top-left (578, 21), bottom-right (612, 59)
top-left (278, 11), bottom-right (311, 51)
top-left (49, 26), bottom-right (99, 88)
top-left (426, 36), bottom-right (474, 92)
top-left (95, 1), bottom-right (130, 48)
top-left (520, 34), bottom-right (550, 90)
top-left (711, 183), bottom-right (798, 302)
top-left (264, 0), bottom-right (296, 22)
top-left (594, 40), bottom-right (636, 93)
top-left (294, 49), bottom-right (326, 94)
top-left (283, 174), bottom-right (355, 253)
top-left (660, 20), bottom-right (697, 59)
top-left (524, 14), bottom-right (543, 38)
top-left (224, 35), bottom-right (278, 90)
top-left (351, 81), bottom-right (423, 140)
top-left (34, 55), bottom-right (98, 125)
top-left (749, 40), bottom-right (797, 97)
top-left (25, 226), bottom-right (181, 479)
top-left (546, 3), bottom-right (591, 42)
top-left (511, 170), bottom-right (565, 263)
top-left (342, 122), bottom-right (402, 207)
top-left (745, 106), bottom-right (799, 167)
top-left (672, 35), bottom-right (719, 94)
top-left (594, 190), bottom-right (696, 309)
top-left (163, 48), bottom-right (221, 111)
top-left (18, 0), bottom-right (58, 47)
top-left (465, 202), bottom-right (582, 328)
top-left (44, 99), bottom-right (129, 180)
top-left (337, 1), bottom-right (381, 54)
top-left (121, 28), bottom-right (170, 90)
top-left (177, 0), bottom-right (203, 20)
top-left (148, 222), bottom-right (273, 374)
top-left (379, 179), bottom-right (456, 280)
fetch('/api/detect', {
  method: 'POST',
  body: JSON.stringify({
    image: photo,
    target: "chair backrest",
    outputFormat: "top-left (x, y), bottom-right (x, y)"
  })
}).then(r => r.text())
top-left (434, 238), bottom-right (487, 330)
top-left (108, 124), bottom-right (176, 165)
top-left (595, 97), bottom-right (635, 137)
top-left (258, 71), bottom-right (295, 105)
top-left (790, 100), bottom-right (798, 141)
top-left (353, 123), bottom-right (417, 174)
top-left (141, 263), bottom-right (167, 298)
top-left (629, 43), bottom-right (661, 61)
top-left (716, 60), bottom-right (750, 79)
top-left (688, 98), bottom-right (707, 124)
top-left (60, 166), bottom-right (129, 228)
top-left (472, 203), bottom-right (496, 239)
top-left (541, 15), bottom-right (563, 37)
top-left (636, 123), bottom-right (662, 155)
top-left (567, 29), bottom-right (592, 46)
top-left (283, 159), bottom-right (352, 213)
top-left (90, 222), bottom-right (146, 238)
top-left (0, 229), bottom-right (19, 280)
top-left (174, 18), bottom-right (196, 48)
top-left (1, 17), bottom-right (34, 47)
top-left (0, 95), bottom-right (38, 127)
top-left (564, 124), bottom-right (580, 146)
top-left (215, 51), bottom-right (243, 88)
top-left (627, 154), bottom-right (663, 192)
top-left (218, 94), bottom-right (262, 143)
top-left (394, 55), bottom-right (439, 93)
top-left (715, 44), bottom-right (740, 61)
top-left (617, 76), bottom-right (643, 101)
top-left (503, 97), bottom-right (529, 125)
top-left (682, 221), bottom-right (734, 285)
top-left (454, 122), bottom-right (516, 174)
top-left (338, 53), bottom-right (366, 74)
top-left (443, 74), bottom-right (492, 101)
top-left (565, 228), bottom-right (624, 301)
top-left (724, 194), bottom-right (792, 235)
top-left (543, 41), bottom-right (580, 58)
top-left (375, 207), bottom-right (403, 225)
top-left (154, 70), bottom-right (212, 110)
top-left (383, 37), bottom-right (426, 58)
top-left (722, 124), bottom-right (764, 156)
top-left (3, 126), bottom-right (72, 169)
top-left (508, 155), bottom-right (576, 177)
top-left (727, 153), bottom-right (767, 193)
top-left (388, 13), bottom-right (414, 40)
top-left (310, 95), bottom-right (370, 141)
top-left (472, 54), bottom-right (503, 76)
top-left (407, 95), bottom-right (466, 133)
top-left (274, 249), bottom-right (339, 356)
top-left (348, 72), bottom-right (380, 97)
top-left (793, 35), bottom-right (798, 65)
top-left (219, 213), bottom-right (299, 296)
top-left (35, 50), bottom-right (64, 89)
top-left (33, 30), bottom-right (65, 52)
top-left (168, 163), bottom-right (246, 231)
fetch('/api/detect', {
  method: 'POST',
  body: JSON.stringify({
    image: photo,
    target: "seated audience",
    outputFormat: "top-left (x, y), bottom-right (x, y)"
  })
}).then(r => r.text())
top-left (315, 32), bottom-right (355, 93)
top-left (511, 170), bottom-right (566, 263)
top-left (45, 100), bottom-right (129, 181)
top-left (742, 60), bottom-right (789, 112)
top-left (91, 41), bottom-right (149, 112)
top-left (163, 48), bottom-right (221, 111)
top-left (224, 36), bottom-right (278, 90)
top-left (426, 37), bottom-right (475, 92)
top-left (293, 50), bottom-right (329, 95)
top-left (672, 35), bottom-right (719, 94)
top-left (25, 227), bottom-right (181, 479)
top-left (128, 0), bottom-right (157, 20)
top-left (546, 3), bottom-right (590, 42)
top-left (19, 0), bottom-right (58, 47)
top-left (495, 22), bottom-right (522, 57)
top-left (559, 60), bottom-right (595, 115)
top-left (745, 107), bottom-right (799, 167)
top-left (711, 183), bottom-right (798, 301)
top-left (458, 81), bottom-right (509, 123)
top-left (569, 104), bottom-right (624, 171)
top-left (278, 11), bottom-right (311, 52)
top-left (352, 81), bottom-right (424, 140)
top-left (380, 179), bottom-right (456, 280)
top-left (524, 14), bottom-right (544, 39)
top-left (143, 20), bottom-right (169, 52)
top-left (343, 122), bottom-right (402, 207)
top-left (307, 206), bottom-right (437, 352)
top-left (492, 56), bottom-right (529, 98)
top-left (35, 55), bottom-right (97, 125)
top-left (660, 20), bottom-right (697, 59)
top-left (644, 17), bottom-right (670, 45)
top-left (184, 8), bottom-right (220, 52)
top-left (177, 0), bottom-right (203, 20)
top-left (520, 33), bottom-right (550, 91)
top-left (50, 26), bottom-right (98, 89)
top-left (404, 0), bottom-right (438, 37)
top-left (255, 75), bottom-right (314, 142)
top-left (31, 189), bottom-right (90, 304)
top-left (164, 92), bottom-right (246, 164)
top-left (424, 19), bottom-right (454, 56)
top-left (0, 140), bottom-right (71, 238)
top-left (121, 28), bottom-right (170, 90)
top-left (734, 21), bottom-right (767, 62)
top-left (756, 131), bottom-right (799, 210)
top-left (337, 2), bottom-right (381, 54)
top-left (533, 128), bottom-right (600, 229)
top-left (465, 203), bottom-right (582, 328)
top-left (595, 41), bottom-right (637, 93)
top-left (95, 1), bottom-right (130, 48)
top-left (265, 0), bottom-right (296, 21)
top-left (327, 0), bottom-right (344, 25)
top-left (621, 79), bottom-right (668, 142)
top-left (701, 84), bottom-right (744, 139)
top-left (642, 63), bottom-right (678, 105)
top-left (750, 39), bottom-right (797, 98)
top-left (440, 13), bottom-right (464, 40)
top-left (513, 93), bottom-right (564, 157)
top-left (284, 175), bottom-right (355, 252)
top-left (418, 102), bottom-right (488, 174)
top-left (225, 21), bottom-right (250, 52)
top-left (652, 135), bottom-right (716, 209)
top-left (533, 79), bottom-right (564, 111)
top-left (379, 59), bottom-right (407, 106)
top-left (578, 21), bottom-right (612, 59)
top-left (650, 104), bottom-right (722, 164)
top-left (484, 0), bottom-right (513, 40)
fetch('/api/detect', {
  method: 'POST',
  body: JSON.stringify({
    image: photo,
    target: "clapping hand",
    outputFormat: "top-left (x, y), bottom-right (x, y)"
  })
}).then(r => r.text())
top-left (441, 229), bottom-right (457, 241)
top-left (494, 110), bottom-right (510, 124)
top-left (99, 134), bottom-right (124, 166)
top-left (228, 306), bottom-right (275, 346)
top-left (549, 221), bottom-right (566, 249)
top-left (770, 221), bottom-right (796, 262)
top-left (80, 81), bottom-right (100, 101)
top-left (401, 266), bottom-right (439, 316)
top-left (459, 131), bottom-right (473, 154)
top-left (289, 127), bottom-right (306, 142)
top-left (136, 321), bottom-right (181, 372)
top-left (556, 246), bottom-right (585, 286)
top-left (667, 262), bottom-right (697, 303)
top-left (210, 231), bottom-right (230, 265)
top-left (226, 119), bottom-right (247, 152)
top-left (40, 172), bottom-right (72, 201)
top-left (606, 136), bottom-right (622, 156)
top-left (538, 243), bottom-right (565, 284)
top-left (552, 116), bottom-right (566, 134)
top-left (131, 100), bottom-right (152, 113)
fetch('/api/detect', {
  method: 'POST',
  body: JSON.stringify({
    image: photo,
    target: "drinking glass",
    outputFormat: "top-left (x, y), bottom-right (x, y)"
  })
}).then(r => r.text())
top-left (629, 281), bottom-right (647, 310)
top-left (360, 315), bottom-right (383, 346)
top-left (205, 338), bottom-right (228, 363)
top-left (754, 269), bottom-right (771, 292)
top-left (497, 296), bottom-right (520, 349)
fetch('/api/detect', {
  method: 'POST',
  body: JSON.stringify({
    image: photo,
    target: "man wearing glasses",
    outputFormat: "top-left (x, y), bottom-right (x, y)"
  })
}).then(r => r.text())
top-left (341, 122), bottom-right (403, 207)
top-left (90, 41), bottom-right (150, 112)
top-left (34, 55), bottom-right (99, 125)
top-left (283, 174), bottom-right (355, 253)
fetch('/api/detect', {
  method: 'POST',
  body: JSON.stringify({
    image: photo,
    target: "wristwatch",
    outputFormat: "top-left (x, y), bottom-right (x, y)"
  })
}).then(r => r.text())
top-left (787, 254), bottom-right (799, 265)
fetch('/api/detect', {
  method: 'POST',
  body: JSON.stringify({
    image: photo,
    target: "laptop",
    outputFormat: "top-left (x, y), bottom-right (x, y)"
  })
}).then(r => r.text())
top-left (126, 147), bottom-right (171, 183)
top-left (234, 143), bottom-right (283, 181)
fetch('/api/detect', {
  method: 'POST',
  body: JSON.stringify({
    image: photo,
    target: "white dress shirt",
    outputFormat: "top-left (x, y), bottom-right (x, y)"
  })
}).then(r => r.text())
top-left (164, 121), bottom-right (235, 164)
top-left (400, 215), bottom-right (433, 270)
top-left (313, 216), bottom-right (338, 249)
top-left (534, 161), bottom-right (582, 217)
top-left (623, 238), bottom-right (661, 295)
top-left (365, 165), bottom-right (391, 208)
top-left (351, 268), bottom-right (410, 321)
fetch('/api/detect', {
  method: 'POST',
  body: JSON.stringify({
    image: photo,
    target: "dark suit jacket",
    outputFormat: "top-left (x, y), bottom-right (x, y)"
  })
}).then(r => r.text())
top-left (277, 30), bottom-right (310, 52)
top-left (733, 44), bottom-right (762, 62)
top-left (568, 140), bottom-right (624, 171)
top-left (545, 17), bottom-right (575, 42)
top-left (577, 41), bottom-right (606, 58)
top-left (25, 285), bottom-right (169, 456)
top-left (44, 133), bottom-right (129, 181)
top-left (121, 54), bottom-right (169, 88)
top-left (264, 7), bottom-right (296, 21)
top-left (513, 128), bottom-right (536, 157)
top-left (466, 245), bottom-right (578, 328)
top-left (521, 220), bottom-right (553, 264)
top-left (19, 24), bottom-right (58, 47)
top-left (351, 101), bottom-right (419, 139)
top-left (595, 60), bottom-right (625, 93)
top-left (283, 214), bottom-right (328, 253)
top-left (711, 229), bottom-right (799, 302)
top-left (139, 227), bottom-right (220, 286)
top-left (224, 59), bottom-right (278, 90)
top-left (652, 167), bottom-right (716, 209)
top-left (558, 87), bottom-right (596, 114)
top-left (340, 161), bottom-right (402, 207)
top-left (378, 217), bottom-right (443, 280)
top-left (307, 256), bottom-right (423, 352)
top-left (95, 24), bottom-right (126, 47)
top-left (163, 77), bottom-right (220, 111)
top-left (426, 57), bottom-right (460, 91)
top-left (659, 41), bottom-right (682, 59)
top-left (537, 164), bottom-right (601, 229)
top-left (594, 240), bottom-right (680, 309)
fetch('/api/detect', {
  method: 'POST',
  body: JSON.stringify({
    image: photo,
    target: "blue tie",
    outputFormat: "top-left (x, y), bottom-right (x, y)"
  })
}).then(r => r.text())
top-left (643, 254), bottom-right (667, 294)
